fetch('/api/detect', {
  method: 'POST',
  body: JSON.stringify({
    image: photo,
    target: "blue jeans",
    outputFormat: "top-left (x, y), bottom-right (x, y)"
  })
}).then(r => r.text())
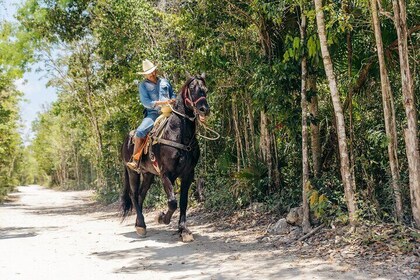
top-left (135, 110), bottom-right (159, 138)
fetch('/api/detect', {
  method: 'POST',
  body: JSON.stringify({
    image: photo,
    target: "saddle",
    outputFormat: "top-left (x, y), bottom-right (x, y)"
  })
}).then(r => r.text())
top-left (129, 106), bottom-right (172, 174)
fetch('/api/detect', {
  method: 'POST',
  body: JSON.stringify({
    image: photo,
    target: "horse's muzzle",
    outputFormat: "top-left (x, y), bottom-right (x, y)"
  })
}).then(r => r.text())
top-left (198, 105), bottom-right (210, 117)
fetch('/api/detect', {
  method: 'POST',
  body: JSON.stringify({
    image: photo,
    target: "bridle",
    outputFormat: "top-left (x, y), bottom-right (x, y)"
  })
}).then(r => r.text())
top-left (168, 77), bottom-right (220, 140)
top-left (182, 77), bottom-right (208, 112)
top-left (170, 77), bottom-right (208, 122)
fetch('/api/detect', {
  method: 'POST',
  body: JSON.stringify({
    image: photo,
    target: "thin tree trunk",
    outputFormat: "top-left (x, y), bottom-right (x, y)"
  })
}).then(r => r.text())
top-left (232, 95), bottom-right (244, 170)
top-left (260, 110), bottom-right (273, 185)
top-left (344, 0), bottom-right (357, 197)
top-left (242, 98), bottom-right (251, 164)
top-left (300, 10), bottom-right (311, 233)
top-left (314, 0), bottom-right (357, 227)
top-left (271, 132), bottom-right (281, 188)
top-left (392, 0), bottom-right (420, 227)
top-left (246, 97), bottom-right (256, 155)
top-left (7, 155), bottom-right (16, 179)
top-left (308, 75), bottom-right (321, 177)
top-left (371, 0), bottom-right (403, 222)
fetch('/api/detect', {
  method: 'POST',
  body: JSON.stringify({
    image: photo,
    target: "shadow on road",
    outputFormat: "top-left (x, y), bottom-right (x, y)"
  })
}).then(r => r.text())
top-left (90, 232), bottom-right (360, 280)
top-left (19, 203), bottom-right (98, 216)
top-left (0, 226), bottom-right (60, 240)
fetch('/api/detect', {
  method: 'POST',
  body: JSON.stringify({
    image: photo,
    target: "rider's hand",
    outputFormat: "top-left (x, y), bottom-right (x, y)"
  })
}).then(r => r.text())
top-left (156, 99), bottom-right (175, 106)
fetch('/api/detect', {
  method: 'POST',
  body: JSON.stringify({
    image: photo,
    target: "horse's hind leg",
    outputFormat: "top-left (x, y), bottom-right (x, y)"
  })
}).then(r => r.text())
top-left (137, 173), bottom-right (154, 234)
top-left (158, 173), bottom-right (177, 225)
top-left (127, 171), bottom-right (153, 236)
top-left (178, 172), bottom-right (194, 242)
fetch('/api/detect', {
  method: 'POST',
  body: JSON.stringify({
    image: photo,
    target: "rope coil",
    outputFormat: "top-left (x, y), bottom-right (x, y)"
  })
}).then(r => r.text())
top-left (197, 120), bottom-right (220, 140)
top-left (169, 104), bottom-right (220, 141)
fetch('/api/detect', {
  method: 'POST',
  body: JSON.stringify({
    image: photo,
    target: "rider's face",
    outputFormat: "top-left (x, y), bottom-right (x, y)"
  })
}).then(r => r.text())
top-left (145, 70), bottom-right (157, 82)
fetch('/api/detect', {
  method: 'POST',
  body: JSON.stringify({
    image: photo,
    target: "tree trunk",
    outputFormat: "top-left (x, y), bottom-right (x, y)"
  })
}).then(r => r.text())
top-left (371, 0), bottom-right (403, 222)
top-left (232, 95), bottom-right (244, 171)
top-left (392, 0), bottom-right (420, 227)
top-left (241, 96), bottom-right (251, 164)
top-left (308, 75), bottom-right (321, 177)
top-left (314, 0), bottom-right (357, 227)
top-left (300, 10), bottom-right (311, 233)
top-left (344, 1), bottom-right (357, 198)
top-left (271, 132), bottom-right (281, 188)
top-left (246, 97), bottom-right (256, 155)
top-left (260, 110), bottom-right (273, 185)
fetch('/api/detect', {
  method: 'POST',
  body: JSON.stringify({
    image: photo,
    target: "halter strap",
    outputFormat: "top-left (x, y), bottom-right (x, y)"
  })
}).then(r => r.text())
top-left (182, 78), bottom-right (207, 109)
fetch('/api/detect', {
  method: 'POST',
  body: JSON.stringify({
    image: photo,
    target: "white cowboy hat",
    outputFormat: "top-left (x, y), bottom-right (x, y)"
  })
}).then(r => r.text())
top-left (139, 59), bottom-right (158, 75)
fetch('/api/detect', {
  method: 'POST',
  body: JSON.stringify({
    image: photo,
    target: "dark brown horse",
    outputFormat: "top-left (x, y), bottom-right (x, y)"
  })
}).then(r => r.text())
top-left (121, 74), bottom-right (210, 241)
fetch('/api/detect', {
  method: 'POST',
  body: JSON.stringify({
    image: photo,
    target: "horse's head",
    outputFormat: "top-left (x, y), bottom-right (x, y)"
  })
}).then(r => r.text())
top-left (181, 73), bottom-right (210, 122)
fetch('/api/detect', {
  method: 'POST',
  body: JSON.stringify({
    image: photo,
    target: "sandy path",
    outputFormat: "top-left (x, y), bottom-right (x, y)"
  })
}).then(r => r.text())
top-left (0, 185), bottom-right (389, 280)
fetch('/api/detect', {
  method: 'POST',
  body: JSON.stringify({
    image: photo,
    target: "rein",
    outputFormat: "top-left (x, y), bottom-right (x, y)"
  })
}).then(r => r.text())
top-left (169, 103), bottom-right (220, 141)
top-left (196, 121), bottom-right (221, 141)
top-left (169, 103), bottom-right (196, 122)
top-left (152, 77), bottom-right (219, 152)
top-left (179, 78), bottom-right (220, 141)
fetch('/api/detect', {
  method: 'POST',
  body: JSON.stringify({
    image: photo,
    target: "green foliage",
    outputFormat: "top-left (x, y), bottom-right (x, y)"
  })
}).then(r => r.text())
top-left (0, 0), bottom-right (418, 229)
top-left (0, 19), bottom-right (34, 200)
top-left (307, 179), bottom-right (348, 225)
top-left (231, 157), bottom-right (269, 207)
top-left (203, 174), bottom-right (237, 212)
top-left (0, 84), bottom-right (22, 200)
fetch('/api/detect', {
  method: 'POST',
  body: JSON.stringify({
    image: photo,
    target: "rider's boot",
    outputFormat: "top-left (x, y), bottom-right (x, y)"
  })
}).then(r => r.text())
top-left (127, 136), bottom-right (145, 171)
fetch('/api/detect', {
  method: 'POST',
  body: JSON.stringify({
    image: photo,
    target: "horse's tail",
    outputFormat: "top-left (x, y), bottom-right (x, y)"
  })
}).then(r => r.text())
top-left (120, 134), bottom-right (133, 221)
top-left (121, 166), bottom-right (132, 220)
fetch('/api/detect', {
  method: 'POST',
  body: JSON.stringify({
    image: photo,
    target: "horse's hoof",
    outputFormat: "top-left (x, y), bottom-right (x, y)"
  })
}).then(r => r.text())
top-left (135, 226), bottom-right (147, 237)
top-left (181, 232), bottom-right (194, 242)
top-left (155, 212), bottom-right (165, 224)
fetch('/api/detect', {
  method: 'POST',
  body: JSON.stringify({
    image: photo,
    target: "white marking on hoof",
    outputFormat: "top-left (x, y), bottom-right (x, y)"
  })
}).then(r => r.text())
top-left (135, 226), bottom-right (147, 237)
top-left (181, 232), bottom-right (194, 242)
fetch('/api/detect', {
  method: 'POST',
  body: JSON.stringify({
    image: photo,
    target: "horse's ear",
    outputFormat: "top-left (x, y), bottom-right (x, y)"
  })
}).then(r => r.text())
top-left (186, 71), bottom-right (193, 79)
top-left (200, 72), bottom-right (206, 79)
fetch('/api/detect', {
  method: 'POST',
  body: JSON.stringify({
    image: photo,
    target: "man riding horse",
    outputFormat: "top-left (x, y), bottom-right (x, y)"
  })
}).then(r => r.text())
top-left (127, 59), bottom-right (176, 170)
top-left (121, 60), bottom-right (210, 241)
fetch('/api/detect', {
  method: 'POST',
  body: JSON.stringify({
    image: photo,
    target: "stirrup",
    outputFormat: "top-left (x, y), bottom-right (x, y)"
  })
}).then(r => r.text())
top-left (126, 160), bottom-right (139, 171)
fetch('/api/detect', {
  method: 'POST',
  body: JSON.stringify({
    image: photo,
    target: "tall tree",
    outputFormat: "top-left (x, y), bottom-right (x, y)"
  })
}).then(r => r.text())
top-left (300, 7), bottom-right (311, 233)
top-left (392, 0), bottom-right (420, 227)
top-left (343, 0), bottom-right (357, 196)
top-left (370, 0), bottom-right (402, 222)
top-left (314, 0), bottom-right (357, 227)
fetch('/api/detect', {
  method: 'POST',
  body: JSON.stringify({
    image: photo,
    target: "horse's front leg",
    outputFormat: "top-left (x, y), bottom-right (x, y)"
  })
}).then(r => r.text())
top-left (158, 173), bottom-right (177, 225)
top-left (178, 172), bottom-right (194, 242)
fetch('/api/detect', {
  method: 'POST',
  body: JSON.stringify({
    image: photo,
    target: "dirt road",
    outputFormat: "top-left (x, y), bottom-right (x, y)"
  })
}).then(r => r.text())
top-left (0, 185), bottom-right (392, 279)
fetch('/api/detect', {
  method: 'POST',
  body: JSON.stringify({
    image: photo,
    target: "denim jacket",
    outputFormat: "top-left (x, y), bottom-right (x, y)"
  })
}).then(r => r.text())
top-left (139, 78), bottom-right (175, 113)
